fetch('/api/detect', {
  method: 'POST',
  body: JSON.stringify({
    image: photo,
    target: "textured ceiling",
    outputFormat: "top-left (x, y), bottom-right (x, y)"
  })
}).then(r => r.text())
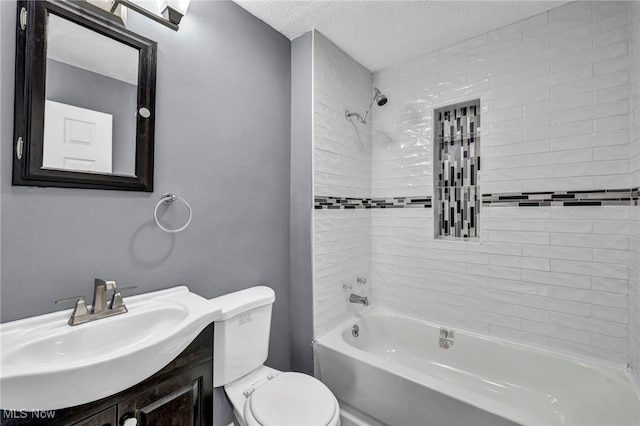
top-left (233, 0), bottom-right (571, 71)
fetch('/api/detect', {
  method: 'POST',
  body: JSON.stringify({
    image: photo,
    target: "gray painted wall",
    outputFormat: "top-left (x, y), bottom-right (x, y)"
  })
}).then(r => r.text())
top-left (1, 1), bottom-right (291, 423)
top-left (290, 31), bottom-right (314, 374)
top-left (46, 59), bottom-right (138, 176)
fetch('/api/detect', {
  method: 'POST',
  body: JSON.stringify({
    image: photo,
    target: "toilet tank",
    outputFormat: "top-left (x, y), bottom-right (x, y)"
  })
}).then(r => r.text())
top-left (212, 286), bottom-right (276, 387)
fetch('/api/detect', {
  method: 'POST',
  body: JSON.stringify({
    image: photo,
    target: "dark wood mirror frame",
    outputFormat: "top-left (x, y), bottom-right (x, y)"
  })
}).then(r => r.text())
top-left (12, 0), bottom-right (157, 191)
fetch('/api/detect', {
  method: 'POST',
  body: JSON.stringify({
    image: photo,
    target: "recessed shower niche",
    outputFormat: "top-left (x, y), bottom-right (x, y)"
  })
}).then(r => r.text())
top-left (433, 99), bottom-right (481, 240)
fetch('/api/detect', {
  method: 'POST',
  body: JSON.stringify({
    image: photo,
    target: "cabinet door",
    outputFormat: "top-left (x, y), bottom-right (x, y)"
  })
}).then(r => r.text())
top-left (118, 362), bottom-right (211, 426)
top-left (72, 406), bottom-right (116, 426)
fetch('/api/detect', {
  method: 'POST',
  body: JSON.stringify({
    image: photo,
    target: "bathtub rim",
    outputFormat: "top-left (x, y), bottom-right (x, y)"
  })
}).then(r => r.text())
top-left (314, 306), bottom-right (640, 425)
top-left (316, 306), bottom-right (638, 377)
top-left (315, 333), bottom-right (543, 425)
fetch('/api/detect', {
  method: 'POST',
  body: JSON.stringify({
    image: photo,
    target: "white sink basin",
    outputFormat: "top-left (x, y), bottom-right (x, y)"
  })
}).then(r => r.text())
top-left (1, 286), bottom-right (221, 411)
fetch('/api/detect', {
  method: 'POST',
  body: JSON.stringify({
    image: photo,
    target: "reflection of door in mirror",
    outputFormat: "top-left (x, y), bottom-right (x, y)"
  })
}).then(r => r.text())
top-left (43, 100), bottom-right (113, 173)
top-left (45, 13), bottom-right (138, 177)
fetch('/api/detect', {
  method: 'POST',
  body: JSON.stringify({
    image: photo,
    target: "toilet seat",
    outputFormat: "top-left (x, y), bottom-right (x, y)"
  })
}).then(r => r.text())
top-left (243, 372), bottom-right (339, 426)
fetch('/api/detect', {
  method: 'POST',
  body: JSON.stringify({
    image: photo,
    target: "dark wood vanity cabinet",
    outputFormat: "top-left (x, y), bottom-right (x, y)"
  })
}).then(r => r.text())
top-left (70, 407), bottom-right (116, 426)
top-left (1, 325), bottom-right (213, 426)
top-left (115, 362), bottom-right (210, 426)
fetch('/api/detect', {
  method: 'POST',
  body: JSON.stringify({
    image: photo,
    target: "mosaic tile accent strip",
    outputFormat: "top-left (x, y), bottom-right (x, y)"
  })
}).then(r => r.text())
top-left (314, 196), bottom-right (431, 209)
top-left (314, 188), bottom-right (639, 210)
top-left (434, 99), bottom-right (481, 239)
top-left (483, 188), bottom-right (639, 207)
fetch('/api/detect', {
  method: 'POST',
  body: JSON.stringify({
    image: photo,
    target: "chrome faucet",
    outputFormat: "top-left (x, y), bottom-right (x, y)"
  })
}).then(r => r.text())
top-left (92, 279), bottom-right (116, 314)
top-left (55, 279), bottom-right (136, 326)
top-left (349, 293), bottom-right (370, 306)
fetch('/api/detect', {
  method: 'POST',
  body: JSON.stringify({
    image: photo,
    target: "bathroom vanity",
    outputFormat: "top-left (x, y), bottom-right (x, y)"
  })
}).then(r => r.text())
top-left (1, 285), bottom-right (221, 426)
top-left (1, 325), bottom-right (213, 426)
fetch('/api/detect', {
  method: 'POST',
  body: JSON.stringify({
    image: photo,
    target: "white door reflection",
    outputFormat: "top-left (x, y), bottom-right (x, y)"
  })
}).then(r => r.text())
top-left (43, 100), bottom-right (113, 173)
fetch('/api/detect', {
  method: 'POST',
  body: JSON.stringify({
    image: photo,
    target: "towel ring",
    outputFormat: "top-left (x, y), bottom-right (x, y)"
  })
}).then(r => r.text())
top-left (154, 192), bottom-right (192, 233)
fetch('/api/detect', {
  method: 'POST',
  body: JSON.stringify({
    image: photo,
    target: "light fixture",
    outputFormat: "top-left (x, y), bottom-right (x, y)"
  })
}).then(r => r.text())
top-left (110, 0), bottom-right (190, 31)
top-left (157, 0), bottom-right (190, 24)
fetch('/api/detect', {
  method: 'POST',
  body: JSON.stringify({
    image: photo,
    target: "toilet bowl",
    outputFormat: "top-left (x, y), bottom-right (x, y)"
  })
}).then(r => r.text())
top-left (224, 365), bottom-right (340, 426)
top-left (211, 286), bottom-right (340, 426)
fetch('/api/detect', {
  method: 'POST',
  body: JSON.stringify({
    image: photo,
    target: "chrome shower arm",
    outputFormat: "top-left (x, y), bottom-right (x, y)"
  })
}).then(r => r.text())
top-left (345, 87), bottom-right (387, 125)
top-left (346, 98), bottom-right (376, 124)
top-left (345, 110), bottom-right (365, 124)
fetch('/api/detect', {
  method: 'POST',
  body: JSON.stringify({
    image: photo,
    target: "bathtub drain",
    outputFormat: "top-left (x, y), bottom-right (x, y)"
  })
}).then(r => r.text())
top-left (352, 324), bottom-right (359, 338)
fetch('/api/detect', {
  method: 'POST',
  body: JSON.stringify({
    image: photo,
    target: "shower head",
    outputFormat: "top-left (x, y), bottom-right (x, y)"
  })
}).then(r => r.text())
top-left (374, 87), bottom-right (388, 106)
top-left (345, 87), bottom-right (389, 124)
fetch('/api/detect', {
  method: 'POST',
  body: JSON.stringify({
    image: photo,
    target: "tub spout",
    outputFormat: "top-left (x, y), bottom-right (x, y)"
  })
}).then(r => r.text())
top-left (349, 293), bottom-right (369, 306)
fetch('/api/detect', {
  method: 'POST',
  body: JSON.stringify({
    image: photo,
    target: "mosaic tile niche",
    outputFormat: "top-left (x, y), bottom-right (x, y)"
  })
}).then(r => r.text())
top-left (434, 100), bottom-right (481, 239)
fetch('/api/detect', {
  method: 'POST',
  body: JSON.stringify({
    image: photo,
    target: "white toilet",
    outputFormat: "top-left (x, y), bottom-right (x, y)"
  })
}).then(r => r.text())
top-left (212, 286), bottom-right (340, 426)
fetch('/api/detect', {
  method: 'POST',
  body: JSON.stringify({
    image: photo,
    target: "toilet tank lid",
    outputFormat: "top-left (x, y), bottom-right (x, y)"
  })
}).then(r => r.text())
top-left (210, 286), bottom-right (275, 321)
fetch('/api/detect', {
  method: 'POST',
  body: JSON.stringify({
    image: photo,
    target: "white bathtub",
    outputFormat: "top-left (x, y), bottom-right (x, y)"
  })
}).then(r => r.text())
top-left (314, 309), bottom-right (640, 426)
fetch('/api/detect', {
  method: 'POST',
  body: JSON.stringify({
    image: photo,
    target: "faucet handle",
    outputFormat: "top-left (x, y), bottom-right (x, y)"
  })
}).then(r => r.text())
top-left (55, 295), bottom-right (86, 306)
top-left (95, 278), bottom-right (117, 290)
top-left (55, 296), bottom-right (89, 325)
top-left (110, 286), bottom-right (137, 310)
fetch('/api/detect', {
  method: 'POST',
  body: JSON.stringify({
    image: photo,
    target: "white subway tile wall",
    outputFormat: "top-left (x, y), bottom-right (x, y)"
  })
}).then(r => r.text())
top-left (368, 1), bottom-right (634, 364)
top-left (312, 1), bottom-right (640, 370)
top-left (314, 209), bottom-right (371, 337)
top-left (372, 207), bottom-right (632, 364)
top-left (373, 1), bottom-right (631, 197)
top-left (313, 32), bottom-right (373, 336)
top-left (628, 1), bottom-right (640, 385)
top-left (314, 32), bottom-right (372, 199)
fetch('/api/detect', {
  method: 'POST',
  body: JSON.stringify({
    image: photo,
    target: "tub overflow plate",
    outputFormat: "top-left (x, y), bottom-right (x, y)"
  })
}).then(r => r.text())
top-left (439, 328), bottom-right (455, 349)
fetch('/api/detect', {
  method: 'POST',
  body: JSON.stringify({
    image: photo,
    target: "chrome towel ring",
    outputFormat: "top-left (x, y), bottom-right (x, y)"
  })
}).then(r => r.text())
top-left (153, 192), bottom-right (192, 233)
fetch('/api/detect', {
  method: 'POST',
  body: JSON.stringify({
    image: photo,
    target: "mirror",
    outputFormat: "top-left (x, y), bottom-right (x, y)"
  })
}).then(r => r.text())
top-left (13, 0), bottom-right (157, 191)
top-left (45, 13), bottom-right (138, 176)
